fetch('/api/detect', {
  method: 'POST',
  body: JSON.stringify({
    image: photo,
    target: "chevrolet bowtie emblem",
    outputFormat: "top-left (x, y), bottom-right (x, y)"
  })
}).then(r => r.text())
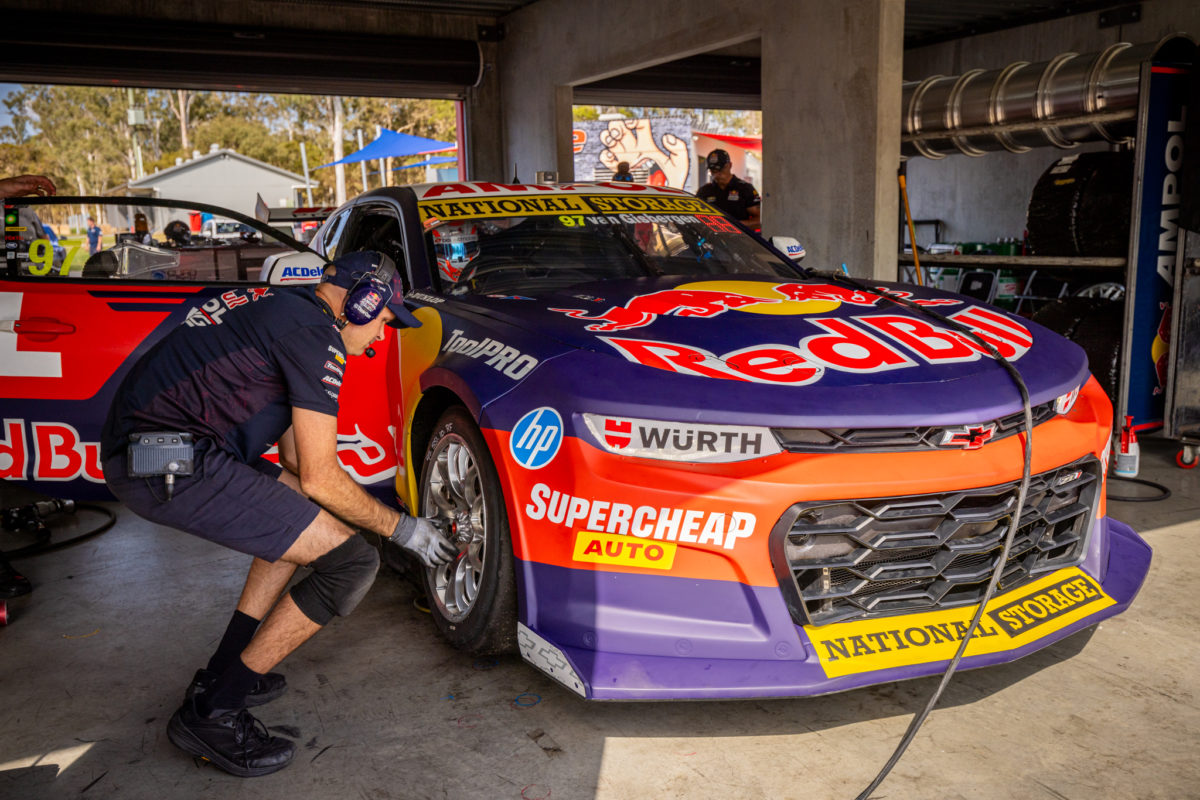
top-left (940, 424), bottom-right (997, 450)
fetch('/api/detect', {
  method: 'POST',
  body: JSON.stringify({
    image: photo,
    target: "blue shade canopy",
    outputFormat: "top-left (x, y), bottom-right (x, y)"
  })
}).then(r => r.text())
top-left (394, 155), bottom-right (458, 170)
top-left (316, 129), bottom-right (455, 168)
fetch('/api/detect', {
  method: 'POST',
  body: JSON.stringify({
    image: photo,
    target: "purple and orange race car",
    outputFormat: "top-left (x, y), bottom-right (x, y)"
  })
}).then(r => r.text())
top-left (3, 183), bottom-right (1149, 699)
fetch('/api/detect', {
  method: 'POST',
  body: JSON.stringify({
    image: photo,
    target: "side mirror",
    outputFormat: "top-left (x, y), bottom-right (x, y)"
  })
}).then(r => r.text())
top-left (771, 236), bottom-right (806, 262)
top-left (260, 251), bottom-right (328, 284)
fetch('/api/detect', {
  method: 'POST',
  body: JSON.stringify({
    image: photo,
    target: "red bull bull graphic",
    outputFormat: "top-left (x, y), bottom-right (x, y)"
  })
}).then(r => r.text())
top-left (550, 289), bottom-right (774, 332)
top-left (549, 282), bottom-right (962, 333)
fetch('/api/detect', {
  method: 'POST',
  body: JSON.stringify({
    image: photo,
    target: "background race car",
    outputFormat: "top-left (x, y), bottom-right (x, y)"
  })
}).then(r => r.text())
top-left (1, 196), bottom-right (398, 500)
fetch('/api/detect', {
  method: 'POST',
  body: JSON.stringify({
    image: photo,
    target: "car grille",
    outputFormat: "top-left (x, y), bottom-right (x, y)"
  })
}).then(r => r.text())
top-left (771, 400), bottom-right (1057, 453)
top-left (770, 456), bottom-right (1101, 626)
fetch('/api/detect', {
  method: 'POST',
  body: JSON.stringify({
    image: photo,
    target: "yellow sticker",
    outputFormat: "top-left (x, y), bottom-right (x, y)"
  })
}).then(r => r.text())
top-left (418, 194), bottom-right (592, 223)
top-left (582, 195), bottom-right (714, 215)
top-left (804, 567), bottom-right (1114, 678)
top-left (572, 531), bottom-right (677, 570)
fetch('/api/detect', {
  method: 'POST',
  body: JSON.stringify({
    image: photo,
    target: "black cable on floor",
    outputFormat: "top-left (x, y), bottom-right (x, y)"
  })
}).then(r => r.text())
top-left (1107, 477), bottom-right (1171, 502)
top-left (1, 503), bottom-right (117, 559)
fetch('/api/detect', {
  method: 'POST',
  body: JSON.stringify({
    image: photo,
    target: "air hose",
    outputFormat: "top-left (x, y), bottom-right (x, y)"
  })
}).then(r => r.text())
top-left (1, 500), bottom-right (117, 559)
top-left (802, 270), bottom-right (1035, 800)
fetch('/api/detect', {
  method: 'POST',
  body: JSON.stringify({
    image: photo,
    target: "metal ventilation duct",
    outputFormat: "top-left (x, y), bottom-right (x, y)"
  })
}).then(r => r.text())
top-left (902, 35), bottom-right (1195, 159)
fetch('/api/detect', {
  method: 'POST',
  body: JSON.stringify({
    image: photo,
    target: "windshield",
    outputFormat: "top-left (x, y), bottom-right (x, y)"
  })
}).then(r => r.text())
top-left (422, 196), bottom-right (801, 296)
top-left (3, 198), bottom-right (305, 282)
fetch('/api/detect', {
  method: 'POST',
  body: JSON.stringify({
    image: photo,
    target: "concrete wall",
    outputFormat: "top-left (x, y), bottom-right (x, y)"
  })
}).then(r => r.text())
top-left (902, 0), bottom-right (1200, 248)
top-left (498, 0), bottom-right (904, 279)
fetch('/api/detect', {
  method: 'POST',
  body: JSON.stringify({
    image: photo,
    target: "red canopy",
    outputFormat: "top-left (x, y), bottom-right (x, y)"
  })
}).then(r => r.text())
top-left (700, 132), bottom-right (762, 153)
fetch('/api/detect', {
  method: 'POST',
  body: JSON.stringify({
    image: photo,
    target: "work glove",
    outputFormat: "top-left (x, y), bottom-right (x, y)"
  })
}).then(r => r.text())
top-left (389, 514), bottom-right (458, 568)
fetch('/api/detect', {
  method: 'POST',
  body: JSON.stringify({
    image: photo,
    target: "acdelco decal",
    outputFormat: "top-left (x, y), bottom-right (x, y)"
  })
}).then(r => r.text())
top-left (524, 482), bottom-right (755, 550)
top-left (573, 531), bottom-right (676, 570)
top-left (442, 329), bottom-right (539, 380)
top-left (0, 419), bottom-right (104, 483)
top-left (804, 567), bottom-right (1114, 678)
top-left (601, 306), bottom-right (1033, 384)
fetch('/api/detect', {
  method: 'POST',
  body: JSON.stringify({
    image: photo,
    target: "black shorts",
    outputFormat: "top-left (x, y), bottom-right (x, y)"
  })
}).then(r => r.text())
top-left (103, 442), bottom-right (319, 562)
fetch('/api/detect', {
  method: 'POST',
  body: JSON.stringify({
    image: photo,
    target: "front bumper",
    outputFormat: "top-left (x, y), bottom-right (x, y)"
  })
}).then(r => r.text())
top-left (519, 516), bottom-right (1150, 700)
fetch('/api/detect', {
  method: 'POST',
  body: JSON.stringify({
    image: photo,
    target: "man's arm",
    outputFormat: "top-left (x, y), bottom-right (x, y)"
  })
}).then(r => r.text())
top-left (290, 406), bottom-right (400, 537)
top-left (277, 426), bottom-right (299, 476)
top-left (746, 203), bottom-right (761, 226)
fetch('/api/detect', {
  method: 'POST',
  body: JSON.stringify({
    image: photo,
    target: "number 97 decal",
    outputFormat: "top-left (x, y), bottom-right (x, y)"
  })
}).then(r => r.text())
top-left (26, 238), bottom-right (80, 277)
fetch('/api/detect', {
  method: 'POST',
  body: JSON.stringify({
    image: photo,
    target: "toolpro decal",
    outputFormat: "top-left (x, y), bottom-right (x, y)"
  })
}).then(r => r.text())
top-left (804, 567), bottom-right (1114, 678)
top-left (510, 408), bottom-right (563, 469)
top-left (600, 305), bottom-right (1032, 384)
top-left (573, 531), bottom-right (676, 570)
top-left (524, 483), bottom-right (755, 550)
top-left (581, 414), bottom-right (782, 462)
top-left (442, 329), bottom-right (539, 380)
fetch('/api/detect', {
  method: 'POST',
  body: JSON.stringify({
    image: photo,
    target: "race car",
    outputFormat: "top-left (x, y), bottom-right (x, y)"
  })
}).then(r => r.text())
top-left (2, 182), bottom-right (1149, 700)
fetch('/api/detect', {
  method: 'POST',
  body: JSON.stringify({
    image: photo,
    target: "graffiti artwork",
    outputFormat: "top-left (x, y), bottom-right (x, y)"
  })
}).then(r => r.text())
top-left (573, 118), bottom-right (692, 189)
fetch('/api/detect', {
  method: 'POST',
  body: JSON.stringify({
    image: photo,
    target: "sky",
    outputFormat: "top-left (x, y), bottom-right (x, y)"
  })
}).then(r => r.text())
top-left (0, 83), bottom-right (19, 129)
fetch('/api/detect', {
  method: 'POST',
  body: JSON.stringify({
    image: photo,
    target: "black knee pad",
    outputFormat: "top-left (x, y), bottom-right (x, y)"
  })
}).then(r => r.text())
top-left (289, 534), bottom-right (380, 626)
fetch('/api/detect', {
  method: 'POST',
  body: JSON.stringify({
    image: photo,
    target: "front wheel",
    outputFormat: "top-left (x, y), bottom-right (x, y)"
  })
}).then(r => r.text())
top-left (419, 406), bottom-right (517, 654)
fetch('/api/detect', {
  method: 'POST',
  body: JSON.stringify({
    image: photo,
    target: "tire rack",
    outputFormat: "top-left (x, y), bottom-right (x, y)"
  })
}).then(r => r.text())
top-left (898, 41), bottom-right (1196, 437)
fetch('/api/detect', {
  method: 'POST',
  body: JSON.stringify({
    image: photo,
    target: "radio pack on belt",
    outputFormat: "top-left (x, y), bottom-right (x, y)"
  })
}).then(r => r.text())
top-left (128, 431), bottom-right (194, 500)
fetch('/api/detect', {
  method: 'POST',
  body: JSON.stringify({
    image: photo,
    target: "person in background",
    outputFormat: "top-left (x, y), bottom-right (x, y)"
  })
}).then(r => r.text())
top-left (697, 149), bottom-right (761, 228)
top-left (612, 161), bottom-right (635, 182)
top-left (0, 174), bottom-right (55, 197)
top-left (86, 216), bottom-right (102, 255)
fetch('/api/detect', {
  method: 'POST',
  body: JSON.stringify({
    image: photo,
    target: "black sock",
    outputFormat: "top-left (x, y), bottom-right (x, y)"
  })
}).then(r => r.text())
top-left (199, 657), bottom-right (262, 716)
top-left (206, 610), bottom-right (260, 675)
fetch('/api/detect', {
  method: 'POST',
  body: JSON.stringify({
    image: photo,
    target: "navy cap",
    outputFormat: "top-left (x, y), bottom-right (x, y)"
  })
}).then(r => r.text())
top-left (323, 250), bottom-right (422, 329)
top-left (706, 149), bottom-right (731, 171)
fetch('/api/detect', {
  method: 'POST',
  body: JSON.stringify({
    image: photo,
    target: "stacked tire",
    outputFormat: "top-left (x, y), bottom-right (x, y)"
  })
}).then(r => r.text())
top-left (1027, 150), bottom-right (1134, 257)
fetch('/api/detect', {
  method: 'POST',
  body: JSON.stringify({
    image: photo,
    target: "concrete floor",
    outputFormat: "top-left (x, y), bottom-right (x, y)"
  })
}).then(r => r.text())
top-left (1, 437), bottom-right (1197, 800)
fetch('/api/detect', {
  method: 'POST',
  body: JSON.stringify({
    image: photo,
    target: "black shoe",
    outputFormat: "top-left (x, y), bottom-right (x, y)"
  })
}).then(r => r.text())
top-left (167, 703), bottom-right (295, 777)
top-left (0, 555), bottom-right (32, 599)
top-left (186, 668), bottom-right (288, 707)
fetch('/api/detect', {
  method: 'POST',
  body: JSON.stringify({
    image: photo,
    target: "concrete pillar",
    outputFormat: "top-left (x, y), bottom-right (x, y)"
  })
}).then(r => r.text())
top-left (762, 0), bottom-right (903, 280)
top-left (464, 41), bottom-right (506, 182)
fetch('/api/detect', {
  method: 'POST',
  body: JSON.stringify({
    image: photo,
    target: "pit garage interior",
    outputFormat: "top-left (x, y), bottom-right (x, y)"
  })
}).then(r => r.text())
top-left (3, 1), bottom-right (1200, 798)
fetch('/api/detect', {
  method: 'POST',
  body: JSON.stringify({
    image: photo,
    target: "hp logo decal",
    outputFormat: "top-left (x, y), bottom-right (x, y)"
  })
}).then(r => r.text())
top-left (510, 407), bottom-right (564, 469)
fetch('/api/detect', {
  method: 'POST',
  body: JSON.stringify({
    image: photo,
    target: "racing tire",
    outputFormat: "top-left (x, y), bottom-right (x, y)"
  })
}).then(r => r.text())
top-left (1176, 449), bottom-right (1199, 469)
top-left (419, 406), bottom-right (518, 655)
top-left (1031, 296), bottom-right (1123, 405)
top-left (1027, 151), bottom-right (1133, 257)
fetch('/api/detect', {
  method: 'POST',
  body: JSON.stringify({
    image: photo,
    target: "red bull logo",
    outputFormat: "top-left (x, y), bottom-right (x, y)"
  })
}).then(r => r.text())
top-left (550, 282), bottom-right (961, 332)
top-left (550, 289), bottom-right (773, 332)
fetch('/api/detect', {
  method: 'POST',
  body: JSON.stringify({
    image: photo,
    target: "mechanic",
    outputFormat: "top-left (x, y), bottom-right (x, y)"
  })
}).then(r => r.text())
top-left (0, 174), bottom-right (55, 197)
top-left (697, 149), bottom-right (761, 227)
top-left (100, 250), bottom-right (458, 778)
top-left (612, 160), bottom-right (635, 182)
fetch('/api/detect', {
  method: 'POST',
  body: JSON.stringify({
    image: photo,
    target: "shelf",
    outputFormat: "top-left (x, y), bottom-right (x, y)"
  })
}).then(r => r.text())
top-left (898, 254), bottom-right (1126, 269)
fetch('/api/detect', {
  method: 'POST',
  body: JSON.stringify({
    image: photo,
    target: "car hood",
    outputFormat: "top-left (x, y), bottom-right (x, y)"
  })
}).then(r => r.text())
top-left (439, 275), bottom-right (1089, 427)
